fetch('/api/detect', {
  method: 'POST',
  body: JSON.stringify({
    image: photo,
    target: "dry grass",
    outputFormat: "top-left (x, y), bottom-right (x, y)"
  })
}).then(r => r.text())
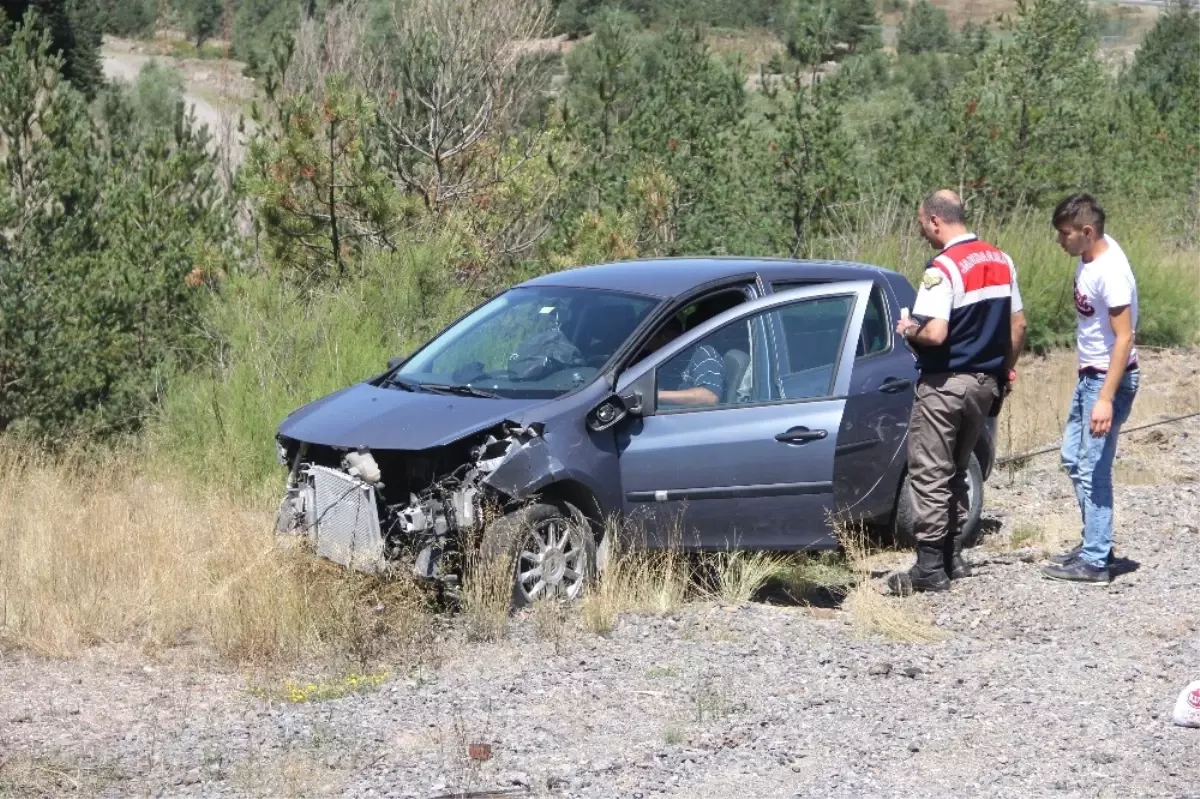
top-left (529, 596), bottom-right (570, 653)
top-left (998, 348), bottom-right (1200, 461)
top-left (0, 754), bottom-right (125, 798)
top-left (841, 586), bottom-right (951, 644)
top-left (0, 445), bottom-right (434, 666)
top-left (459, 550), bottom-right (513, 643)
top-left (773, 551), bottom-right (858, 603)
top-left (985, 513), bottom-right (1079, 558)
top-left (832, 519), bottom-right (951, 644)
top-left (232, 752), bottom-right (348, 798)
top-left (705, 27), bottom-right (786, 70)
top-left (581, 518), bottom-right (689, 635)
top-left (581, 550), bottom-right (689, 634)
top-left (698, 550), bottom-right (791, 605)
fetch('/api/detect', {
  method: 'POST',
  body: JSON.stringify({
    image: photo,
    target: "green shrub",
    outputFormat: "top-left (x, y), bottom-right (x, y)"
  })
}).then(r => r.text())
top-left (0, 21), bottom-right (234, 440)
top-left (97, 0), bottom-right (156, 36)
top-left (153, 243), bottom-right (478, 499)
top-left (897, 0), bottom-right (951, 54)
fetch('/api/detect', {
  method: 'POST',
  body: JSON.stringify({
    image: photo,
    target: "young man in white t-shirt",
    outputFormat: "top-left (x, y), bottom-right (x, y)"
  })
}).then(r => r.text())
top-left (1041, 193), bottom-right (1140, 585)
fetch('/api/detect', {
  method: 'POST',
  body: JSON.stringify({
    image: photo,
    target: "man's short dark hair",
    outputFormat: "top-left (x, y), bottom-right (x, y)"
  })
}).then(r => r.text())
top-left (1053, 193), bottom-right (1105, 236)
top-left (921, 191), bottom-right (965, 225)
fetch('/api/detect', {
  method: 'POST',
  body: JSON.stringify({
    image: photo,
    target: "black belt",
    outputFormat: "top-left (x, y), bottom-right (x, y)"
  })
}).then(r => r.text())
top-left (1079, 361), bottom-right (1138, 378)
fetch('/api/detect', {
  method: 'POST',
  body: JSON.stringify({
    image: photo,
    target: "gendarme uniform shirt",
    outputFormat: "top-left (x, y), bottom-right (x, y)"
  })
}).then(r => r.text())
top-left (1074, 234), bottom-right (1139, 372)
top-left (911, 232), bottom-right (1023, 376)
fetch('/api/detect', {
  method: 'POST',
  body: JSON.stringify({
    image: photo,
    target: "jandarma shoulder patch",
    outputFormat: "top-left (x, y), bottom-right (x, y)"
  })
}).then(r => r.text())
top-left (921, 269), bottom-right (944, 289)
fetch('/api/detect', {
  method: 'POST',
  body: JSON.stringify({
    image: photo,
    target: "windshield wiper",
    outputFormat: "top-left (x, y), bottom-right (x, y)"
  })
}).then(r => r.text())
top-left (383, 374), bottom-right (420, 392)
top-left (419, 383), bottom-right (502, 399)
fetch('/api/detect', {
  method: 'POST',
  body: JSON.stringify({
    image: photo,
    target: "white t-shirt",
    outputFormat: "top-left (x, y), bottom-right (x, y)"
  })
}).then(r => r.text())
top-left (1074, 234), bottom-right (1139, 371)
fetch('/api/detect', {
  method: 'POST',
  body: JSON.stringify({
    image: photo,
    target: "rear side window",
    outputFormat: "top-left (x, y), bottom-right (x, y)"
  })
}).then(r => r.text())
top-left (772, 280), bottom-right (890, 359)
top-left (856, 286), bottom-right (890, 358)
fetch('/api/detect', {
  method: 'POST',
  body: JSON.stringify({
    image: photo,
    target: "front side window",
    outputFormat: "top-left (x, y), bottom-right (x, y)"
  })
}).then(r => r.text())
top-left (396, 286), bottom-right (659, 399)
top-left (653, 315), bottom-right (759, 411)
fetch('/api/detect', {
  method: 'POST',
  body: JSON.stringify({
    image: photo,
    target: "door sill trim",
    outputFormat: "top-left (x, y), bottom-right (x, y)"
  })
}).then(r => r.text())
top-left (626, 481), bottom-right (833, 502)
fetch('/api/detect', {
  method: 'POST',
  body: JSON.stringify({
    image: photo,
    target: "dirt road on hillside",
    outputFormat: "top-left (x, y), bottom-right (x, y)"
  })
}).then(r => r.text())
top-left (100, 37), bottom-right (254, 170)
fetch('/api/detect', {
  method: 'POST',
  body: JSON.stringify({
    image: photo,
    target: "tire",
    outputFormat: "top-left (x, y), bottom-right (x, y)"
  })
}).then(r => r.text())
top-left (479, 501), bottom-right (596, 607)
top-left (892, 452), bottom-right (985, 549)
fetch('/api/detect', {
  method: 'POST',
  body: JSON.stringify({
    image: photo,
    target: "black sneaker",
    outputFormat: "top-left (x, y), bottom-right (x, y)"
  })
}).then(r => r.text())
top-left (1048, 544), bottom-right (1115, 566)
top-left (1040, 558), bottom-right (1110, 585)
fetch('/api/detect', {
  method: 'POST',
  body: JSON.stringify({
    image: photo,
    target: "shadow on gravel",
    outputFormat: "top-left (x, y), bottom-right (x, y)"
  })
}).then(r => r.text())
top-left (754, 577), bottom-right (849, 609)
top-left (1110, 556), bottom-right (1142, 579)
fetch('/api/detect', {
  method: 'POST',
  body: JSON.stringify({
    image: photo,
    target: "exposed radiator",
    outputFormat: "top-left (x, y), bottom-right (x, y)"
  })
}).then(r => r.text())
top-left (307, 465), bottom-right (386, 573)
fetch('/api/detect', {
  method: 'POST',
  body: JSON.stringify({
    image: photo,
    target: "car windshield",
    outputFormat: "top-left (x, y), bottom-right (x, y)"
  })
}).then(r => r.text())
top-left (393, 286), bottom-right (660, 399)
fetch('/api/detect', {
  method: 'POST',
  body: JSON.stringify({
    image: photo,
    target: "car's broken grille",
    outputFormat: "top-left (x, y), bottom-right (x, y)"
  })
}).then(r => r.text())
top-left (308, 465), bottom-right (386, 573)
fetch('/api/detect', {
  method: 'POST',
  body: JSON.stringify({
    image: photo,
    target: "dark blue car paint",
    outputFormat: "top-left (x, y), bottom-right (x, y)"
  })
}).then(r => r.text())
top-left (276, 257), bottom-right (997, 551)
top-left (279, 383), bottom-right (552, 451)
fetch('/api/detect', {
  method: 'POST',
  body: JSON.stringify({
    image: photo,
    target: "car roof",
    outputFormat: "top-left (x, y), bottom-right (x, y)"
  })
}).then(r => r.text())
top-left (517, 257), bottom-right (897, 299)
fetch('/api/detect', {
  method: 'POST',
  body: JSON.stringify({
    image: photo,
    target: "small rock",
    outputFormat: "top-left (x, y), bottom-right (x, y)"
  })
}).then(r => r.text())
top-left (869, 662), bottom-right (893, 677)
top-left (1091, 751), bottom-right (1117, 765)
top-left (903, 667), bottom-right (923, 679)
top-left (908, 742), bottom-right (920, 752)
top-left (184, 768), bottom-right (201, 785)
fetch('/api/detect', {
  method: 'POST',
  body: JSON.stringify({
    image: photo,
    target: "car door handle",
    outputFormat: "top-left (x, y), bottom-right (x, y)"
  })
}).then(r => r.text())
top-left (775, 426), bottom-right (828, 444)
top-left (878, 377), bottom-right (912, 394)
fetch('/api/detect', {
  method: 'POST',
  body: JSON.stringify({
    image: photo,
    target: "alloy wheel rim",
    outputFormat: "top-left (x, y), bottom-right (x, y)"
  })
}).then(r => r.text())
top-left (516, 518), bottom-right (586, 602)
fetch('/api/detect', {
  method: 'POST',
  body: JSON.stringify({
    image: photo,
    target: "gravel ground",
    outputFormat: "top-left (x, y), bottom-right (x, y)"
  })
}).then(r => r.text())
top-left (3, 416), bottom-right (1198, 798)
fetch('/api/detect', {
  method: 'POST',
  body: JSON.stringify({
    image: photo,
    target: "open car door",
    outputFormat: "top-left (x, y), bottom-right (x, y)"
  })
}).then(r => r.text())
top-left (612, 281), bottom-right (874, 551)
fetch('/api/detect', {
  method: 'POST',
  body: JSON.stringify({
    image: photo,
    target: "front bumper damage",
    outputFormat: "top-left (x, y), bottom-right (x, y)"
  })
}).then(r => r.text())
top-left (275, 420), bottom-right (562, 581)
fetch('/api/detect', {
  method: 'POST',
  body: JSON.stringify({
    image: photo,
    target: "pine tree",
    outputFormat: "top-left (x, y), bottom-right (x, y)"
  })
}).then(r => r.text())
top-left (0, 20), bottom-right (233, 438)
top-left (0, 0), bottom-right (103, 96)
top-left (898, 0), bottom-right (951, 54)
top-left (1126, 0), bottom-right (1199, 117)
top-left (182, 0), bottom-right (221, 48)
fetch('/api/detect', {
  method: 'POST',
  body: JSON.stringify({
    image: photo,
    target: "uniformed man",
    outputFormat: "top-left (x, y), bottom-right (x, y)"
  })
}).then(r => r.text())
top-left (888, 190), bottom-right (1028, 594)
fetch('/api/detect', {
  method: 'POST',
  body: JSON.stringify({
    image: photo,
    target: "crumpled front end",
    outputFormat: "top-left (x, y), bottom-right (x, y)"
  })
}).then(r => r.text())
top-left (274, 420), bottom-right (562, 581)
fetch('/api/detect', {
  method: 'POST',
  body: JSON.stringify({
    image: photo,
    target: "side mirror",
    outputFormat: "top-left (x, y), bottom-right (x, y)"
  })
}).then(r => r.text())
top-left (586, 394), bottom-right (629, 432)
top-left (387, 355), bottom-right (407, 370)
top-left (617, 370), bottom-right (655, 418)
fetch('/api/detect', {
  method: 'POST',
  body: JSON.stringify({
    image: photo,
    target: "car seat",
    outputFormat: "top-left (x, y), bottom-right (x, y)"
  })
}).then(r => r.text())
top-left (722, 349), bottom-right (750, 404)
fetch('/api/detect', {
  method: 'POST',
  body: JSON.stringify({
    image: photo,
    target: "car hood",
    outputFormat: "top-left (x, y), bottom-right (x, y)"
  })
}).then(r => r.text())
top-left (277, 382), bottom-right (550, 450)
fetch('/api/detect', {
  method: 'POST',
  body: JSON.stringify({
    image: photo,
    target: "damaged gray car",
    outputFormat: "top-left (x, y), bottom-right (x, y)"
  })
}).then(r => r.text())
top-left (274, 258), bottom-right (997, 604)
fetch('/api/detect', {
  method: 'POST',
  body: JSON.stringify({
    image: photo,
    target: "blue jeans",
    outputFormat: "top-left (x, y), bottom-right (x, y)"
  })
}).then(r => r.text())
top-left (1060, 370), bottom-right (1139, 567)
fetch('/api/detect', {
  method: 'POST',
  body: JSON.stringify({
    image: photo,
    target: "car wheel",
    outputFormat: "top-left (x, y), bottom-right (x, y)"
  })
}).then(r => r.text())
top-left (479, 501), bottom-right (596, 607)
top-left (892, 452), bottom-right (985, 549)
